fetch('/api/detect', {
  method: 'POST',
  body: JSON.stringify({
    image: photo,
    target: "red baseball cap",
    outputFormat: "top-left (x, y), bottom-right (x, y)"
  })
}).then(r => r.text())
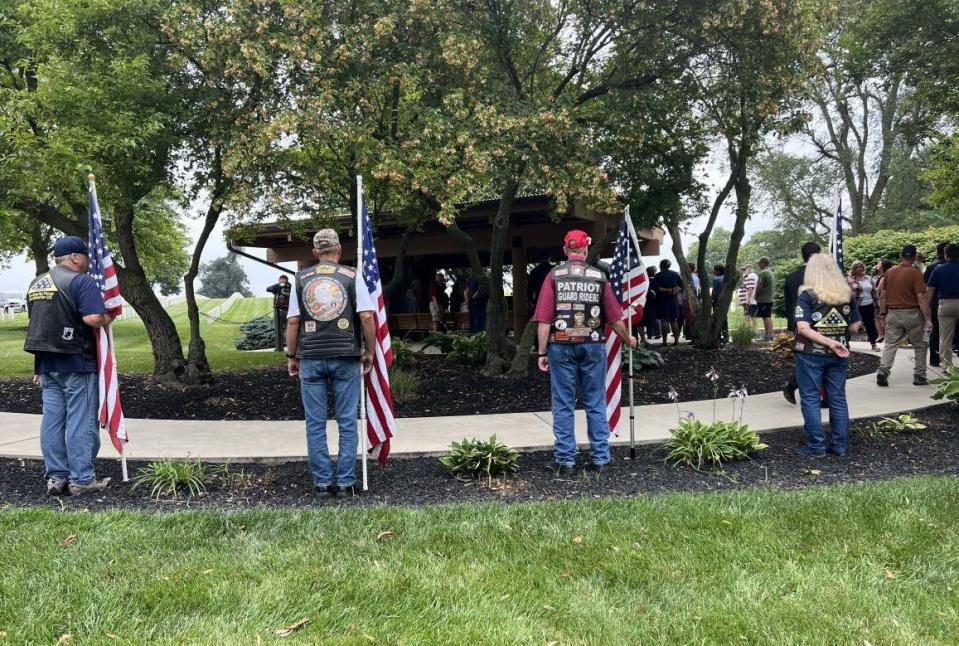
top-left (563, 229), bottom-right (590, 249)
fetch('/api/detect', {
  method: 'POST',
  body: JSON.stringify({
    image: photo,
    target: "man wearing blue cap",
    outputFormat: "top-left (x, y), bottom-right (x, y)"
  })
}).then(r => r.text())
top-left (24, 236), bottom-right (115, 496)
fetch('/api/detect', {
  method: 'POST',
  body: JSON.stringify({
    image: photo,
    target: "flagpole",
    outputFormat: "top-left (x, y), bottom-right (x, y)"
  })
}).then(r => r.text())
top-left (357, 174), bottom-right (369, 492)
top-left (624, 208), bottom-right (636, 461)
top-left (90, 174), bottom-right (129, 482)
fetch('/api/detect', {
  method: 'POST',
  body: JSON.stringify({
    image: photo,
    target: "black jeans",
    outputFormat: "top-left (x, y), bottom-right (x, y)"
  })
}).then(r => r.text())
top-left (859, 303), bottom-right (878, 345)
top-left (930, 299), bottom-right (941, 365)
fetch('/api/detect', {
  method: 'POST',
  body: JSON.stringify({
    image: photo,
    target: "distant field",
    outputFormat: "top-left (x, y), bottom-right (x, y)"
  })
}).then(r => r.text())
top-left (0, 297), bottom-right (282, 377)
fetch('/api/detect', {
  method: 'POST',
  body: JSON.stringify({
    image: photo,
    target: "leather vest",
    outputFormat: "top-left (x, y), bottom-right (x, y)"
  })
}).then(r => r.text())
top-left (23, 266), bottom-right (96, 359)
top-left (295, 261), bottom-right (361, 359)
top-left (793, 289), bottom-right (853, 356)
top-left (548, 259), bottom-right (607, 343)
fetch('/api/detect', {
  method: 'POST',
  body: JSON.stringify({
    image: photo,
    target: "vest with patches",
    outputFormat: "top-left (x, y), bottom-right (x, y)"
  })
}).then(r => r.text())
top-left (793, 288), bottom-right (853, 356)
top-left (294, 261), bottom-right (361, 359)
top-left (549, 259), bottom-right (607, 344)
top-left (23, 266), bottom-right (96, 359)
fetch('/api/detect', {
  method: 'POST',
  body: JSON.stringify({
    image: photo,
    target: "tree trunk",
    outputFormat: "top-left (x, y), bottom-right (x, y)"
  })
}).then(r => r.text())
top-left (382, 227), bottom-right (414, 309)
top-left (29, 221), bottom-right (51, 275)
top-left (183, 202), bottom-right (222, 384)
top-left (113, 203), bottom-right (187, 383)
top-left (506, 320), bottom-right (538, 376)
top-left (485, 181), bottom-right (519, 374)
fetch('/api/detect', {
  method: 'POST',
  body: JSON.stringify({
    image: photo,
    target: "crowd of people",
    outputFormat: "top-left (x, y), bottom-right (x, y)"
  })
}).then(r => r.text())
top-left (21, 227), bottom-right (959, 496)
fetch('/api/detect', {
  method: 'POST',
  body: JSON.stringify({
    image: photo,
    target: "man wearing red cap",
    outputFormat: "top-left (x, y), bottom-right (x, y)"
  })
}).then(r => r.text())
top-left (532, 229), bottom-right (638, 475)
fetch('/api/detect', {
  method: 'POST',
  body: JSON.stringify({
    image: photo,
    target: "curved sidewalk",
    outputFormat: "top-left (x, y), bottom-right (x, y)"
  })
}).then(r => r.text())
top-left (0, 342), bottom-right (942, 463)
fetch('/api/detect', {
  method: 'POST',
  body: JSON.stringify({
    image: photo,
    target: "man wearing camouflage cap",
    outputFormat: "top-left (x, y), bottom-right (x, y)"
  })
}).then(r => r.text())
top-left (286, 229), bottom-right (377, 497)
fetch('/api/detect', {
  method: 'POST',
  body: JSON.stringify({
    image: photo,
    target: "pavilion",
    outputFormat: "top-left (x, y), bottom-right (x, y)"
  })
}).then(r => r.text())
top-left (228, 194), bottom-right (664, 333)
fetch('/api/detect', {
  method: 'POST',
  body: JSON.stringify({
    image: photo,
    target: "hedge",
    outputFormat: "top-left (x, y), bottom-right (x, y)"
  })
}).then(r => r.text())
top-left (844, 225), bottom-right (959, 268)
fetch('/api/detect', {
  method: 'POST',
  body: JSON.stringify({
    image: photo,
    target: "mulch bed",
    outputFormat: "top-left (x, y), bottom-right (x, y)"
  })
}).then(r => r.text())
top-left (0, 345), bottom-right (879, 421)
top-left (1, 404), bottom-right (956, 512)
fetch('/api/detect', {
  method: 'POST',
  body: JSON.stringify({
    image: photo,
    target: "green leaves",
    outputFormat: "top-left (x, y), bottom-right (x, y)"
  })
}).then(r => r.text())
top-left (132, 459), bottom-right (208, 500)
top-left (931, 368), bottom-right (959, 406)
top-left (664, 418), bottom-right (768, 469)
top-left (440, 435), bottom-right (520, 483)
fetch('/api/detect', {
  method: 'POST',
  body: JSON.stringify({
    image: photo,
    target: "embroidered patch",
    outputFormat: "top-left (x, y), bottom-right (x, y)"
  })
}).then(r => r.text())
top-left (304, 321), bottom-right (316, 333)
top-left (317, 264), bottom-right (336, 274)
top-left (570, 266), bottom-right (584, 276)
top-left (811, 312), bottom-right (823, 321)
top-left (590, 331), bottom-right (600, 341)
top-left (554, 319), bottom-right (568, 330)
top-left (590, 305), bottom-right (601, 317)
top-left (554, 268), bottom-right (569, 277)
top-left (303, 277), bottom-right (347, 321)
top-left (61, 327), bottom-right (74, 341)
top-left (337, 267), bottom-right (356, 278)
top-left (585, 268), bottom-right (602, 279)
top-left (587, 317), bottom-right (600, 329)
top-left (557, 302), bottom-right (572, 311)
top-left (337, 318), bottom-right (350, 329)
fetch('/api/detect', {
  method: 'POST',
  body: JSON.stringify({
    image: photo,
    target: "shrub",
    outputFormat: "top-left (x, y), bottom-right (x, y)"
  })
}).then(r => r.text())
top-left (844, 224), bottom-right (959, 268)
top-left (449, 332), bottom-right (487, 366)
top-left (440, 434), bottom-right (519, 483)
top-left (770, 332), bottom-right (795, 363)
top-left (235, 314), bottom-right (275, 350)
top-left (931, 367), bottom-right (959, 406)
top-left (422, 332), bottom-right (457, 353)
top-left (664, 418), bottom-right (767, 469)
top-left (390, 338), bottom-right (417, 370)
top-left (621, 345), bottom-right (665, 371)
top-left (730, 319), bottom-right (755, 347)
top-left (132, 459), bottom-right (207, 500)
top-left (388, 365), bottom-right (420, 402)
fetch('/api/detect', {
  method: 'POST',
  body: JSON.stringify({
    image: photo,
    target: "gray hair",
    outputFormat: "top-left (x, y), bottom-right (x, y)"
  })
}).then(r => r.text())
top-left (54, 255), bottom-right (71, 265)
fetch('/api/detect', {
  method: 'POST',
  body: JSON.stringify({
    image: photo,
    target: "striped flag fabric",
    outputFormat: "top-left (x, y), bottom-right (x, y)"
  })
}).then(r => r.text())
top-left (829, 200), bottom-right (844, 273)
top-left (605, 217), bottom-right (648, 435)
top-left (358, 194), bottom-right (396, 464)
top-left (87, 179), bottom-right (127, 454)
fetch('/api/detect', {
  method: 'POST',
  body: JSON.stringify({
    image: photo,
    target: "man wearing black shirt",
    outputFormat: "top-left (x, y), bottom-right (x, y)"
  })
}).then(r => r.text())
top-left (924, 242), bottom-right (948, 367)
top-left (782, 241), bottom-right (822, 404)
top-left (266, 274), bottom-right (292, 352)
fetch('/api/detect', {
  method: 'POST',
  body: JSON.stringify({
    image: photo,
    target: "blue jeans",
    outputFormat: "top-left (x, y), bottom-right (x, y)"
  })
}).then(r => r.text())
top-left (794, 352), bottom-right (849, 453)
top-left (39, 372), bottom-right (100, 483)
top-left (548, 342), bottom-right (610, 466)
top-left (299, 357), bottom-right (361, 487)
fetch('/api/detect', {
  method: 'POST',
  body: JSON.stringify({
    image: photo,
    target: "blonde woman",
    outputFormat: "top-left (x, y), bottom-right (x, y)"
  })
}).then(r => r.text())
top-left (847, 260), bottom-right (879, 351)
top-left (792, 254), bottom-right (863, 457)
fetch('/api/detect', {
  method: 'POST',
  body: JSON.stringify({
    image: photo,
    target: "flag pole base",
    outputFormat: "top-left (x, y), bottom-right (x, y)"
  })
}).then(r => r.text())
top-left (120, 453), bottom-right (129, 482)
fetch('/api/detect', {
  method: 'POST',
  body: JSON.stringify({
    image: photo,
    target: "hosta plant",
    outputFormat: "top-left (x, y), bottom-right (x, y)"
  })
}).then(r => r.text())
top-left (931, 367), bottom-right (959, 406)
top-left (664, 418), bottom-right (767, 469)
top-left (440, 434), bottom-right (519, 483)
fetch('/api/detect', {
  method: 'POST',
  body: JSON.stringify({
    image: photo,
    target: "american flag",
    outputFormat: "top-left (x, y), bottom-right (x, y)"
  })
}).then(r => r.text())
top-left (829, 199), bottom-right (844, 272)
top-left (87, 179), bottom-right (127, 455)
top-left (605, 217), bottom-right (648, 435)
top-left (359, 197), bottom-right (396, 464)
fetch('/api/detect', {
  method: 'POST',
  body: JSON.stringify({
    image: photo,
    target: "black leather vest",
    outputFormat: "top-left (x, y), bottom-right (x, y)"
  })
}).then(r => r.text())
top-left (548, 259), bottom-right (607, 343)
top-left (295, 261), bottom-right (361, 359)
top-left (23, 266), bottom-right (96, 359)
top-left (793, 289), bottom-right (853, 356)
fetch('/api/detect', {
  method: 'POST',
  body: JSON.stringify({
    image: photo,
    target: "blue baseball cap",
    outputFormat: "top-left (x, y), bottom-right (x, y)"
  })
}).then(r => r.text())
top-left (53, 236), bottom-right (89, 257)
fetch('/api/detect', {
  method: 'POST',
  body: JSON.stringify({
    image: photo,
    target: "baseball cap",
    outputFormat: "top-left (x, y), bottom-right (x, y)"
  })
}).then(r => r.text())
top-left (901, 244), bottom-right (917, 258)
top-left (53, 236), bottom-right (89, 257)
top-left (563, 229), bottom-right (590, 249)
top-left (313, 229), bottom-right (340, 252)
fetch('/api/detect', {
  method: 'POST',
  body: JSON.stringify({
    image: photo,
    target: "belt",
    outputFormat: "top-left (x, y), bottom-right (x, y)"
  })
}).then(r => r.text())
top-left (888, 306), bottom-right (920, 310)
top-left (548, 334), bottom-right (605, 343)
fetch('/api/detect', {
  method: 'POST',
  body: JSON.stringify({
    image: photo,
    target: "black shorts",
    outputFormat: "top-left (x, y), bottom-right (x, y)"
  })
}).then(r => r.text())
top-left (755, 302), bottom-right (773, 318)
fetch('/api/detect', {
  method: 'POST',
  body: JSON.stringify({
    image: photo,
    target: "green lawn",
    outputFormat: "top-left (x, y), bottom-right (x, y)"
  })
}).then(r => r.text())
top-left (1, 477), bottom-right (957, 644)
top-left (0, 297), bottom-right (283, 377)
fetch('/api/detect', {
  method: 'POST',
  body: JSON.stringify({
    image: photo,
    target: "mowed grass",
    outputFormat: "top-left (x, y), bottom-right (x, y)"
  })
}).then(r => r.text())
top-left (0, 297), bottom-right (282, 377)
top-left (1, 477), bottom-right (957, 644)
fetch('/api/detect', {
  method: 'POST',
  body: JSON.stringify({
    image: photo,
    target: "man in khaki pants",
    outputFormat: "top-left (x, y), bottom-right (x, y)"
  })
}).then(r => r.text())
top-left (926, 243), bottom-right (959, 370)
top-left (877, 244), bottom-right (932, 387)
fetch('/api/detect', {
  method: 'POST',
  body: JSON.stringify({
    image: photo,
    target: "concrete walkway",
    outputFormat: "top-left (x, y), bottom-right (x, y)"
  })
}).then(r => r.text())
top-left (0, 342), bottom-right (942, 462)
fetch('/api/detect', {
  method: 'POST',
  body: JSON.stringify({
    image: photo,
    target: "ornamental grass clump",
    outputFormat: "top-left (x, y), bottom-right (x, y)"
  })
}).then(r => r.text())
top-left (440, 434), bottom-right (519, 484)
top-left (132, 459), bottom-right (208, 500)
top-left (731, 319), bottom-right (755, 347)
top-left (388, 365), bottom-right (420, 402)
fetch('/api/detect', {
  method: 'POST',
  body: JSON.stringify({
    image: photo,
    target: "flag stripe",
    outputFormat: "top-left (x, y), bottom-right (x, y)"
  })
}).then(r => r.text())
top-left (88, 182), bottom-right (127, 454)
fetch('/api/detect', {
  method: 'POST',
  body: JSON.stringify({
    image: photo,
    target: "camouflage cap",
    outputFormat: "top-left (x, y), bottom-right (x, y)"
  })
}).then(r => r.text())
top-left (313, 228), bottom-right (340, 252)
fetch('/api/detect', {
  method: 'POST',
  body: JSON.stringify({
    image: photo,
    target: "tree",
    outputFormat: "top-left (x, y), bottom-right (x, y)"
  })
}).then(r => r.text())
top-left (198, 254), bottom-right (251, 298)
top-left (0, 0), bottom-right (194, 382)
top-left (666, 0), bottom-right (828, 350)
top-left (753, 149), bottom-right (840, 238)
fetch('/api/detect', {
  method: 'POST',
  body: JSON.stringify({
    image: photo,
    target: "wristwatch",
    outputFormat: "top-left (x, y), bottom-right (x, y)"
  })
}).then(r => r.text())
top-left (285, 353), bottom-right (296, 359)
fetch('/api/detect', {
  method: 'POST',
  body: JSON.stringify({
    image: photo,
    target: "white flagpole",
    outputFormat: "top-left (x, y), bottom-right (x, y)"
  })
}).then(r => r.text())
top-left (108, 325), bottom-right (129, 482)
top-left (624, 208), bottom-right (636, 460)
top-left (357, 174), bottom-right (369, 492)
